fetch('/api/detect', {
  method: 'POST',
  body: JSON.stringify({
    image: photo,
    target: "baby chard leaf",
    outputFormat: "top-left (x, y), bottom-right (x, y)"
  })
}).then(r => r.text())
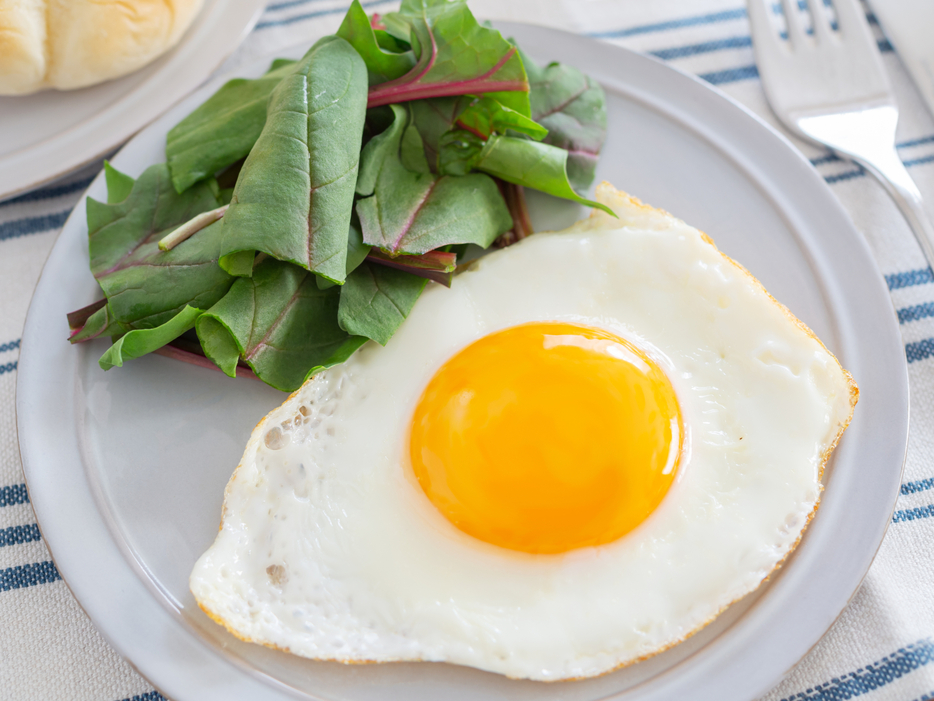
top-left (354, 106), bottom-right (511, 254)
top-left (337, 0), bottom-right (416, 84)
top-left (219, 36), bottom-right (368, 284)
top-left (104, 161), bottom-right (134, 203)
top-left (196, 259), bottom-right (362, 391)
top-left (166, 58), bottom-right (297, 194)
top-left (367, 248), bottom-right (456, 286)
top-left (69, 302), bottom-right (116, 343)
top-left (315, 220), bottom-right (371, 290)
top-left (520, 47), bottom-right (607, 193)
top-left (437, 128), bottom-right (485, 176)
top-left (357, 104), bottom-right (408, 196)
top-left (99, 306), bottom-right (203, 370)
top-left (408, 96), bottom-right (471, 170)
top-left (455, 96), bottom-right (547, 141)
top-left (378, 11), bottom-right (413, 44)
top-left (338, 262), bottom-right (427, 345)
top-left (84, 164), bottom-right (235, 333)
top-left (473, 135), bottom-right (614, 215)
top-left (368, 0), bottom-right (530, 115)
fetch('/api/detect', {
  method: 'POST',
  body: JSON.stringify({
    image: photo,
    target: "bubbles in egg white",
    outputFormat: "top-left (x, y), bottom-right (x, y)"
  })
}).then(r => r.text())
top-left (190, 184), bottom-right (856, 681)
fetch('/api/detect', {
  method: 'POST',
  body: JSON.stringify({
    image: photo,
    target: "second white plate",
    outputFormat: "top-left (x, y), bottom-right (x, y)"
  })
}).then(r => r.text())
top-left (0, 0), bottom-right (266, 202)
top-left (17, 23), bottom-right (908, 701)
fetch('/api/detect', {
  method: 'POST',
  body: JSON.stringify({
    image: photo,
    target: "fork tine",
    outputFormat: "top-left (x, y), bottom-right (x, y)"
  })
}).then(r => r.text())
top-left (832, 0), bottom-right (872, 41)
top-left (747, 0), bottom-right (783, 55)
top-left (808, 0), bottom-right (833, 43)
top-left (780, 0), bottom-right (808, 48)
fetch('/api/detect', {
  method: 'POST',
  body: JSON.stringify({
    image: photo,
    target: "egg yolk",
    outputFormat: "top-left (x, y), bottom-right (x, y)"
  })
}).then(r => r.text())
top-left (409, 322), bottom-right (682, 555)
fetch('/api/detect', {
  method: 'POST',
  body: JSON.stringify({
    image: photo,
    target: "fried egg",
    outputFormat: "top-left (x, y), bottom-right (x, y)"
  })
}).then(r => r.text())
top-left (190, 183), bottom-right (857, 681)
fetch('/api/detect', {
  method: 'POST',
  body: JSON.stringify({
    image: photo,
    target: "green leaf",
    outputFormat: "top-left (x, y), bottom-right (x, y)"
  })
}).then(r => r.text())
top-left (409, 96), bottom-right (472, 170)
top-left (378, 12), bottom-right (413, 44)
top-left (166, 58), bottom-right (297, 193)
top-left (357, 104), bottom-right (408, 196)
top-left (218, 249), bottom-right (255, 277)
top-left (357, 169), bottom-right (511, 254)
top-left (195, 314), bottom-right (241, 377)
top-left (219, 36), bottom-right (368, 284)
top-left (519, 47), bottom-right (607, 192)
top-left (338, 261), bottom-right (427, 345)
top-left (368, 0), bottom-right (530, 114)
top-left (85, 163), bottom-right (235, 332)
top-left (400, 118), bottom-right (432, 173)
top-left (69, 303), bottom-right (117, 343)
top-left (437, 128), bottom-right (485, 176)
top-left (367, 248), bottom-right (457, 286)
top-left (473, 135), bottom-right (614, 215)
top-left (374, 29), bottom-right (410, 53)
top-left (455, 96), bottom-right (547, 141)
top-left (354, 112), bottom-right (512, 254)
top-left (316, 220), bottom-right (371, 289)
top-left (99, 305), bottom-right (203, 370)
top-left (267, 58), bottom-right (297, 72)
top-left (346, 220), bottom-right (371, 275)
top-left (304, 335), bottom-right (370, 383)
top-left (337, 0), bottom-right (416, 84)
top-left (196, 258), bottom-right (360, 391)
top-left (104, 161), bottom-right (135, 203)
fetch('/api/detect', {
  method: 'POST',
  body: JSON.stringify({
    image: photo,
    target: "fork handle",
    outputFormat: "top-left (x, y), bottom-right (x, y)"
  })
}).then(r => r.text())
top-left (849, 149), bottom-right (934, 267)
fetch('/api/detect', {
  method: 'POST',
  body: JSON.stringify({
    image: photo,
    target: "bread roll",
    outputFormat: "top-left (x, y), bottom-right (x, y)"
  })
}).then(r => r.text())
top-left (0, 0), bottom-right (204, 95)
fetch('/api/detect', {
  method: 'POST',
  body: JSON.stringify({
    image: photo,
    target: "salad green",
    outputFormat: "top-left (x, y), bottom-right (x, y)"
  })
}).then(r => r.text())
top-left (68, 0), bottom-right (609, 392)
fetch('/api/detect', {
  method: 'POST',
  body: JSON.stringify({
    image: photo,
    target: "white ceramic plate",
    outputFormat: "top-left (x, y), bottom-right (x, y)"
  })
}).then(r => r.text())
top-left (17, 24), bottom-right (908, 701)
top-left (0, 0), bottom-right (267, 202)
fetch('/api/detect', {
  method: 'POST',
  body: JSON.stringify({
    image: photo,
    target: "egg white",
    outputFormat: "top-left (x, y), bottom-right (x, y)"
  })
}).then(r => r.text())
top-left (190, 184), bottom-right (857, 681)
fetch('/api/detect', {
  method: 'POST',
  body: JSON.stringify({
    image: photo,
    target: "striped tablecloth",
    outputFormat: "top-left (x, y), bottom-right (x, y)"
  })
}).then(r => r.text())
top-left (2, 0), bottom-right (933, 699)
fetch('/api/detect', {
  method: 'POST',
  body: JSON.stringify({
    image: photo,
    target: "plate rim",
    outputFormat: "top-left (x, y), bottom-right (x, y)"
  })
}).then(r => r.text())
top-left (0, 0), bottom-right (267, 203)
top-left (16, 22), bottom-right (910, 701)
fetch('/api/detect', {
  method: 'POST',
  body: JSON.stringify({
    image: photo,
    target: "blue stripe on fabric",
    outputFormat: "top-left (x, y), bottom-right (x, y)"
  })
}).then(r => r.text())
top-left (893, 504), bottom-right (934, 523)
top-left (779, 638), bottom-right (934, 700)
top-left (899, 135), bottom-right (934, 149)
top-left (909, 690), bottom-right (934, 701)
top-left (903, 478), bottom-right (934, 496)
top-left (887, 268), bottom-right (933, 290)
top-left (650, 35), bottom-right (751, 60)
top-left (811, 154), bottom-right (840, 167)
top-left (699, 64), bottom-right (759, 85)
top-left (0, 209), bottom-right (71, 243)
top-left (809, 135), bottom-right (934, 168)
top-left (0, 561), bottom-right (60, 592)
top-left (906, 338), bottom-right (934, 363)
top-left (589, 2), bottom-right (874, 40)
top-left (650, 34), bottom-right (889, 62)
top-left (0, 524), bottom-right (41, 548)
top-left (116, 693), bottom-right (166, 701)
top-left (820, 152), bottom-right (931, 184)
top-left (898, 302), bottom-right (934, 324)
top-left (824, 168), bottom-right (864, 184)
top-left (0, 361), bottom-right (17, 376)
top-left (0, 339), bottom-right (19, 354)
top-left (589, 8), bottom-right (747, 39)
top-left (265, 0), bottom-right (332, 12)
top-left (904, 154), bottom-right (934, 169)
top-left (255, 0), bottom-right (392, 29)
top-left (0, 484), bottom-right (28, 507)
top-left (0, 176), bottom-right (94, 210)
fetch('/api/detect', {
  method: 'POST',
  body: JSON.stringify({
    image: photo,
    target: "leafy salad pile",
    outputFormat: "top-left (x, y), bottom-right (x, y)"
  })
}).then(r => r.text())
top-left (67, 0), bottom-right (609, 391)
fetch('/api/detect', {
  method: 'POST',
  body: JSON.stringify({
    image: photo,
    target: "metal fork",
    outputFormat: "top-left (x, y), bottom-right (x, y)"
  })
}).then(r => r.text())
top-left (747, 0), bottom-right (934, 265)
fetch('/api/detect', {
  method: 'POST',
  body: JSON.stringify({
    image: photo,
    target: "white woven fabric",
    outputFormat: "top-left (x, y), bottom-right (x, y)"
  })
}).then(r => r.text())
top-left (1, 1), bottom-right (932, 699)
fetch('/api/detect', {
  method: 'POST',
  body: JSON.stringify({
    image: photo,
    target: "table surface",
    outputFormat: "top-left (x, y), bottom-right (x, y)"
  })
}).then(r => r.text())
top-left (2, 1), bottom-right (933, 700)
